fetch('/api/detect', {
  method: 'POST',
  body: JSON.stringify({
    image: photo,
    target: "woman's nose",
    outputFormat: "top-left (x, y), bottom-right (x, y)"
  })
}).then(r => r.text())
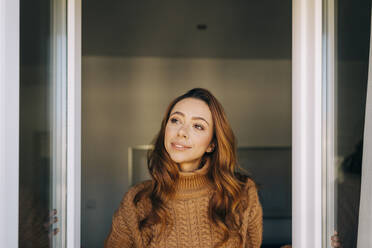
top-left (177, 125), bottom-right (188, 138)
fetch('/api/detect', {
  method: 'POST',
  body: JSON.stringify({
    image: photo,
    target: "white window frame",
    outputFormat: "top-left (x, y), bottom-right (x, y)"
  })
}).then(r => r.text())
top-left (324, 0), bottom-right (337, 247)
top-left (0, 0), bottom-right (81, 247)
top-left (67, 0), bottom-right (81, 247)
top-left (292, 0), bottom-right (324, 247)
top-left (0, 0), bottom-right (20, 247)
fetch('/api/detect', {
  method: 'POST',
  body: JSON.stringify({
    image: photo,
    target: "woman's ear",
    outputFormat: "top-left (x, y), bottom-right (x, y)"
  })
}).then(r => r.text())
top-left (206, 143), bottom-right (215, 153)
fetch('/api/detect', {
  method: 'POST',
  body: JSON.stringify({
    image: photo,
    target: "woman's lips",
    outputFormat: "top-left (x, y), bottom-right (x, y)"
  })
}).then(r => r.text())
top-left (171, 142), bottom-right (191, 151)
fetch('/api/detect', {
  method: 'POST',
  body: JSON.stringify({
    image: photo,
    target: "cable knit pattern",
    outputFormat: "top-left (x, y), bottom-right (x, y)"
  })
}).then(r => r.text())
top-left (105, 165), bottom-right (263, 248)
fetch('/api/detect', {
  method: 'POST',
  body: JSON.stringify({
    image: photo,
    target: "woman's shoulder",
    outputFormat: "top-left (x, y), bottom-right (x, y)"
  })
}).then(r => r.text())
top-left (119, 180), bottom-right (152, 208)
top-left (244, 177), bottom-right (258, 191)
top-left (113, 180), bottom-right (153, 220)
top-left (126, 180), bottom-right (152, 195)
top-left (234, 172), bottom-right (258, 191)
top-left (234, 173), bottom-right (260, 210)
top-left (244, 178), bottom-right (259, 205)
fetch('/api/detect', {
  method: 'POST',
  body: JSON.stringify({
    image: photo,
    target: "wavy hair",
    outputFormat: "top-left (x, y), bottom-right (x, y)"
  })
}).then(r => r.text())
top-left (134, 88), bottom-right (251, 247)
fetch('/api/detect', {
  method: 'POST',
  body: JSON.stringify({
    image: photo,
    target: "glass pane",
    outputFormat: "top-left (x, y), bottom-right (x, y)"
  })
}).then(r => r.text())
top-left (82, 2), bottom-right (292, 247)
top-left (326, 0), bottom-right (371, 247)
top-left (19, 0), bottom-right (67, 247)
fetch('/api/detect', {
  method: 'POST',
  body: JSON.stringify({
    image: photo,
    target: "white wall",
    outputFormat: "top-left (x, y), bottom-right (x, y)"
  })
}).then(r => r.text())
top-left (81, 56), bottom-right (292, 247)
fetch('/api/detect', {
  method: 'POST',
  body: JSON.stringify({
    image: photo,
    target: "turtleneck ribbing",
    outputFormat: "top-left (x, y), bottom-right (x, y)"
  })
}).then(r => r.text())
top-left (173, 160), bottom-right (214, 199)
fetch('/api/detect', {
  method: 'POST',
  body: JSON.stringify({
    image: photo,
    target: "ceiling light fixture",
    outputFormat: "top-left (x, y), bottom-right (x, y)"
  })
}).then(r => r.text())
top-left (197, 24), bottom-right (207, 30)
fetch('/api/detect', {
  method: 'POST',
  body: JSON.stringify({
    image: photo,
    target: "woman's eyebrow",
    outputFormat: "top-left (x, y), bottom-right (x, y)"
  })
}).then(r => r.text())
top-left (170, 111), bottom-right (184, 117)
top-left (170, 111), bottom-right (209, 126)
top-left (192, 116), bottom-right (209, 126)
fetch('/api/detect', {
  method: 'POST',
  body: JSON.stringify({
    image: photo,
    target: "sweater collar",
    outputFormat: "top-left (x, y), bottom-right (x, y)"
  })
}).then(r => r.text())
top-left (173, 159), bottom-right (214, 199)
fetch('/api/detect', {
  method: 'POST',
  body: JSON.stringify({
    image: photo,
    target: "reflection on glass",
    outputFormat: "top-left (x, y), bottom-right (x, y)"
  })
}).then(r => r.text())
top-left (337, 140), bottom-right (363, 247)
top-left (19, 0), bottom-right (67, 247)
top-left (333, 0), bottom-right (370, 247)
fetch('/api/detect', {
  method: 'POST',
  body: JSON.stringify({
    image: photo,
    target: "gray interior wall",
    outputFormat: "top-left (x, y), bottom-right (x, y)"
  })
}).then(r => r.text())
top-left (82, 56), bottom-right (291, 247)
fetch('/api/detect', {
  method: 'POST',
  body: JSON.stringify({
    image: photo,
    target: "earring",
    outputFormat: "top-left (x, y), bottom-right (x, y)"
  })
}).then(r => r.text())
top-left (207, 145), bottom-right (214, 153)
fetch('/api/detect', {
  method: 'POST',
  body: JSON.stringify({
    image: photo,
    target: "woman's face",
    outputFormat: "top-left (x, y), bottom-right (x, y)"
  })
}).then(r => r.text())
top-left (164, 98), bottom-right (214, 172)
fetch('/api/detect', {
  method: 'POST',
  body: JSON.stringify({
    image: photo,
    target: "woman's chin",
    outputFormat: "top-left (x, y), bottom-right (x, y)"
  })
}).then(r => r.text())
top-left (170, 156), bottom-right (198, 164)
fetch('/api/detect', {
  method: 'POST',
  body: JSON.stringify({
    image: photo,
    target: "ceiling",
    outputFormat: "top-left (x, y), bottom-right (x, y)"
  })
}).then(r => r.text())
top-left (82, 0), bottom-right (292, 59)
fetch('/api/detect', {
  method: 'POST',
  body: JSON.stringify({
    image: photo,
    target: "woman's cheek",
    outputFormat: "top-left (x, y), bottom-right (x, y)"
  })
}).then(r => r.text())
top-left (198, 132), bottom-right (211, 144)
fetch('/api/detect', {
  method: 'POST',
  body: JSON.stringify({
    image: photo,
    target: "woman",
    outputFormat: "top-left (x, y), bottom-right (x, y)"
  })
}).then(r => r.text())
top-left (105, 88), bottom-right (263, 248)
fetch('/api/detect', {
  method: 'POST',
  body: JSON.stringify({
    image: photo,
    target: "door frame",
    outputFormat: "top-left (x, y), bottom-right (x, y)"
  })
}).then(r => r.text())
top-left (1, 0), bottom-right (326, 246)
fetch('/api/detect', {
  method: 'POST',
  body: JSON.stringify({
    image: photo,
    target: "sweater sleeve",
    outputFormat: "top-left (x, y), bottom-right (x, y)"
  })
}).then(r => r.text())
top-left (104, 186), bottom-right (141, 248)
top-left (245, 179), bottom-right (263, 248)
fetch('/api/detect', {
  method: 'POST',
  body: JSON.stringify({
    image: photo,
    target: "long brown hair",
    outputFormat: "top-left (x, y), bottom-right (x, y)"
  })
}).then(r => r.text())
top-left (134, 88), bottom-right (251, 247)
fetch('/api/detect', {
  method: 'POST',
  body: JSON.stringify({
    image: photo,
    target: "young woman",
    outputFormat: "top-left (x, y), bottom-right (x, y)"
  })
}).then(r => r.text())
top-left (104, 88), bottom-right (263, 248)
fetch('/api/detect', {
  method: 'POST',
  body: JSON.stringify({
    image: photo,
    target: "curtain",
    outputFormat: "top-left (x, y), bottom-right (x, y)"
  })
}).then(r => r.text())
top-left (357, 10), bottom-right (372, 247)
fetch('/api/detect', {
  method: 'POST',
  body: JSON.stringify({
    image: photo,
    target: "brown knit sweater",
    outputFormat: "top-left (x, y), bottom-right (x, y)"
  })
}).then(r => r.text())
top-left (105, 164), bottom-right (263, 248)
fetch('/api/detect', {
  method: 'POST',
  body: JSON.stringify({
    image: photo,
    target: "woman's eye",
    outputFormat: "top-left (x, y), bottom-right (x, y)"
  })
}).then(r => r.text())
top-left (170, 118), bottom-right (179, 124)
top-left (194, 124), bottom-right (204, 130)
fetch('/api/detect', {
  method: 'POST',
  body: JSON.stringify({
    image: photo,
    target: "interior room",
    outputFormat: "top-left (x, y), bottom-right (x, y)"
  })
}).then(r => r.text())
top-left (81, 1), bottom-right (292, 247)
top-left (10, 0), bottom-right (372, 247)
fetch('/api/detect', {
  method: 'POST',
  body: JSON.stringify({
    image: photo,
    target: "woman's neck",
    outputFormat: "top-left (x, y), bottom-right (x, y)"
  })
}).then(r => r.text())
top-left (178, 158), bottom-right (206, 172)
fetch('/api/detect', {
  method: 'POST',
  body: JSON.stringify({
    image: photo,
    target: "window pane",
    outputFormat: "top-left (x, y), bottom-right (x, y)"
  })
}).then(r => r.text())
top-left (326, 0), bottom-right (371, 247)
top-left (19, 0), bottom-right (67, 247)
